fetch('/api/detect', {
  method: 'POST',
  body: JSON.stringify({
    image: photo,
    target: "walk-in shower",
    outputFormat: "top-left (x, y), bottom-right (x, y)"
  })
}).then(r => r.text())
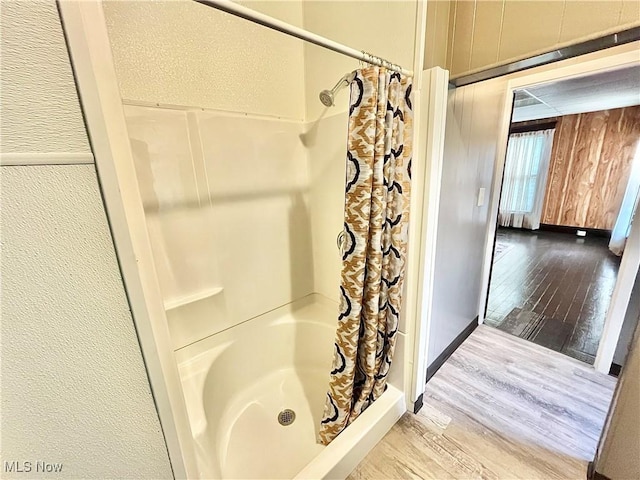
top-left (92, 0), bottom-right (416, 477)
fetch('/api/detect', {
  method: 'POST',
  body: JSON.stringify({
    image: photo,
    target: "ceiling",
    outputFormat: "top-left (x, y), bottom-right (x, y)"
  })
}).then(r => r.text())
top-left (512, 65), bottom-right (640, 123)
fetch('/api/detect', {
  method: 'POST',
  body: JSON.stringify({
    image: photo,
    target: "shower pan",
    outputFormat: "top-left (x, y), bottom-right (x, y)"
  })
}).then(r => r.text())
top-left (176, 296), bottom-right (404, 479)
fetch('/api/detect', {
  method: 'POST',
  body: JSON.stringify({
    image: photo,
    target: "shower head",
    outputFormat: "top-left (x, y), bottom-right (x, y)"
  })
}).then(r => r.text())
top-left (319, 90), bottom-right (335, 107)
top-left (318, 71), bottom-right (356, 107)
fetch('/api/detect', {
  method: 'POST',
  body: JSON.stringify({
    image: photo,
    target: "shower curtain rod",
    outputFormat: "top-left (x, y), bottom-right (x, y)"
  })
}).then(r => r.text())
top-left (193, 0), bottom-right (414, 77)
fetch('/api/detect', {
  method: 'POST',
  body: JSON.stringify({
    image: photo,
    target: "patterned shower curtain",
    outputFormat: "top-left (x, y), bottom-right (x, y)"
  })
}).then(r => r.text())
top-left (319, 66), bottom-right (413, 445)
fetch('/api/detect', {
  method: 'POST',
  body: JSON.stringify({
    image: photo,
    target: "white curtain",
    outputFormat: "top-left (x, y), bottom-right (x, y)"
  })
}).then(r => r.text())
top-left (499, 129), bottom-right (555, 230)
top-left (610, 143), bottom-right (640, 256)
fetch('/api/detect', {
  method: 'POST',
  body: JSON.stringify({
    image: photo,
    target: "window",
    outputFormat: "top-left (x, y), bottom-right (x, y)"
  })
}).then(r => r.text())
top-left (500, 130), bottom-right (553, 214)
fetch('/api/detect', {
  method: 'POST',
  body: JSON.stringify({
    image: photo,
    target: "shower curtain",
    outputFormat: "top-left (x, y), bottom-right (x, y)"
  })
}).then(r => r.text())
top-left (319, 66), bottom-right (413, 445)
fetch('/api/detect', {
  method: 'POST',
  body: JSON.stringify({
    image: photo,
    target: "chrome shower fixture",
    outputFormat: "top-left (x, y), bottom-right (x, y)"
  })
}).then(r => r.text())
top-left (319, 71), bottom-right (356, 107)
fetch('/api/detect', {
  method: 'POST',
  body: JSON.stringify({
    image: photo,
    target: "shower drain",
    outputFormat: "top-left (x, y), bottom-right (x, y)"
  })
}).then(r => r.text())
top-left (277, 409), bottom-right (296, 426)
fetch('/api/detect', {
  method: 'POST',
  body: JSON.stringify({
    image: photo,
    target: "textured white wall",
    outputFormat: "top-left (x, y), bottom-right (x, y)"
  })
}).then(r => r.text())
top-left (0, 165), bottom-right (172, 479)
top-left (0, 1), bottom-right (89, 153)
top-left (1, 1), bottom-right (173, 477)
top-left (103, 0), bottom-right (305, 120)
top-left (302, 0), bottom-right (417, 120)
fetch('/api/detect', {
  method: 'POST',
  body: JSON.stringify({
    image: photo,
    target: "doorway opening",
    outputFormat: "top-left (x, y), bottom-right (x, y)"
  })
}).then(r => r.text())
top-left (485, 65), bottom-right (640, 370)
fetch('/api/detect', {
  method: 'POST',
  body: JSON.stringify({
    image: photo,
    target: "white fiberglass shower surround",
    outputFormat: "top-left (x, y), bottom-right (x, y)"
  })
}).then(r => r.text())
top-left (59, 1), bottom-right (444, 478)
top-left (122, 99), bottom-right (407, 479)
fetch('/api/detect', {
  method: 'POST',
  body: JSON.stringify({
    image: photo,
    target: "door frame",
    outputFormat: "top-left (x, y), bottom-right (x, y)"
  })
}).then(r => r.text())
top-left (477, 42), bottom-right (640, 374)
top-left (404, 66), bottom-right (449, 408)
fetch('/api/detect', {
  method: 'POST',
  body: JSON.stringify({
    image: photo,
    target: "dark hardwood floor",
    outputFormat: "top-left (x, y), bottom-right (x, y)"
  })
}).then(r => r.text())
top-left (485, 227), bottom-right (621, 364)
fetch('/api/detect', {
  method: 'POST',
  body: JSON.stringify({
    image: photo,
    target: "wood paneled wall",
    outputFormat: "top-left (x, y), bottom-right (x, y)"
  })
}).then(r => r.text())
top-left (439, 0), bottom-right (640, 78)
top-left (541, 106), bottom-right (640, 230)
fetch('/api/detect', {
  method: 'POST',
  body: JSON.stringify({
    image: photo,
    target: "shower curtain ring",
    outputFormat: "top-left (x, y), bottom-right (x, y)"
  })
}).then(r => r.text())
top-left (360, 51), bottom-right (368, 68)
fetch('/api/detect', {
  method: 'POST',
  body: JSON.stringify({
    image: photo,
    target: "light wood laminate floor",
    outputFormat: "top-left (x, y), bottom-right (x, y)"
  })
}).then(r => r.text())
top-left (349, 325), bottom-right (616, 479)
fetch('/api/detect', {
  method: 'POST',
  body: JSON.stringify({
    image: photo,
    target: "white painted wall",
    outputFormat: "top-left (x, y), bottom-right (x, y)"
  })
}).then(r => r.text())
top-left (428, 80), bottom-right (503, 364)
top-left (0, 2), bottom-right (173, 477)
top-left (596, 314), bottom-right (640, 479)
top-left (613, 270), bottom-right (640, 366)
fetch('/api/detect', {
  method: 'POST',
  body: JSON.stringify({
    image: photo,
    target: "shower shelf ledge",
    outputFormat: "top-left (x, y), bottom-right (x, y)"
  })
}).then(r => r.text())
top-left (164, 287), bottom-right (224, 311)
